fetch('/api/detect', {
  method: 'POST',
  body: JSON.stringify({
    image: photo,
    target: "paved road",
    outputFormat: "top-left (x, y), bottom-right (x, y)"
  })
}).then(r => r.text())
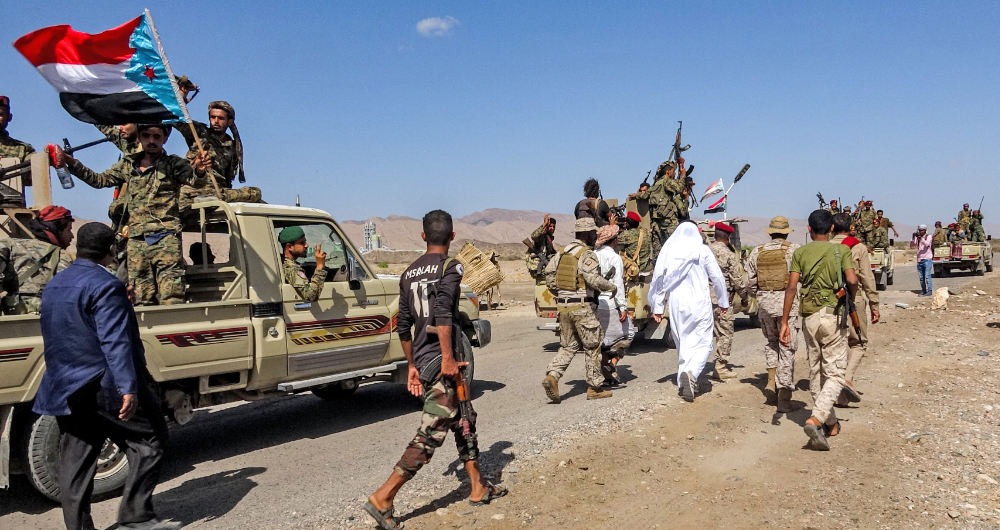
top-left (887, 262), bottom-right (985, 294)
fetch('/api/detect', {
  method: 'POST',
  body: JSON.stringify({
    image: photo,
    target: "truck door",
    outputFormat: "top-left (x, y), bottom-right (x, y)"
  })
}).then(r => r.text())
top-left (271, 219), bottom-right (391, 378)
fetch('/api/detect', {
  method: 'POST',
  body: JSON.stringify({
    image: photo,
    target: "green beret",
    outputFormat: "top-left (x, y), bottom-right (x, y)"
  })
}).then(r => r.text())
top-left (278, 226), bottom-right (305, 245)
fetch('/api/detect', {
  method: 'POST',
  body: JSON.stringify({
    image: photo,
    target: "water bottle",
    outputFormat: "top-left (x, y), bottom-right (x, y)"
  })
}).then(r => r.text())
top-left (56, 165), bottom-right (74, 189)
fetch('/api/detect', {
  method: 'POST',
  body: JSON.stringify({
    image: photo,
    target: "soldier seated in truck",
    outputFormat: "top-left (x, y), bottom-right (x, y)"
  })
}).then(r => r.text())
top-left (278, 225), bottom-right (327, 302)
top-left (0, 205), bottom-right (75, 315)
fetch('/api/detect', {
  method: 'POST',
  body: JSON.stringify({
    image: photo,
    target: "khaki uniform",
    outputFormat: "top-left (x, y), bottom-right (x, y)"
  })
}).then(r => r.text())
top-left (708, 240), bottom-right (745, 365)
top-left (282, 256), bottom-right (327, 302)
top-left (175, 121), bottom-right (262, 211)
top-left (745, 238), bottom-right (800, 390)
top-left (0, 239), bottom-right (72, 315)
top-left (543, 240), bottom-right (615, 389)
top-left (69, 151), bottom-right (205, 305)
top-left (617, 226), bottom-right (652, 274)
top-left (831, 235), bottom-right (878, 386)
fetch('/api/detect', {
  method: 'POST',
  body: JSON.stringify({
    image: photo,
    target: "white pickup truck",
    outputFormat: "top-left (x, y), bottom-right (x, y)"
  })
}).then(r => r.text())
top-left (933, 237), bottom-right (994, 277)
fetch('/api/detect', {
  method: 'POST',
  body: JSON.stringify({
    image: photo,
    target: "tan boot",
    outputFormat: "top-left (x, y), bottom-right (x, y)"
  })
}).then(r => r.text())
top-left (766, 368), bottom-right (776, 392)
top-left (543, 375), bottom-right (561, 404)
top-left (717, 361), bottom-right (737, 380)
top-left (587, 386), bottom-right (613, 400)
top-left (776, 388), bottom-right (793, 413)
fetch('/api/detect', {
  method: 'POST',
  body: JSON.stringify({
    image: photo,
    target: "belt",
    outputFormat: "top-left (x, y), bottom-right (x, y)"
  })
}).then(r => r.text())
top-left (557, 297), bottom-right (595, 304)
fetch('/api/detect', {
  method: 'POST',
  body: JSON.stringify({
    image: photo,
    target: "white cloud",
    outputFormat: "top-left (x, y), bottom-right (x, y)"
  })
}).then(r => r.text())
top-left (416, 16), bottom-right (460, 37)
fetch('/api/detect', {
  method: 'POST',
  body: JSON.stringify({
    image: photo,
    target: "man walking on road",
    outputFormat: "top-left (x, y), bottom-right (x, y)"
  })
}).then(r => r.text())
top-left (365, 210), bottom-right (506, 530)
top-left (744, 216), bottom-right (799, 412)
top-left (780, 210), bottom-right (858, 451)
top-left (33, 223), bottom-right (179, 530)
top-left (911, 225), bottom-right (934, 296)
top-left (708, 222), bottom-right (745, 380)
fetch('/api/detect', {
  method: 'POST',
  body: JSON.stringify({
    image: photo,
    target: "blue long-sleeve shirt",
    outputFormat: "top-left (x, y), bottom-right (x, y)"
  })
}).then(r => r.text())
top-left (32, 259), bottom-right (146, 417)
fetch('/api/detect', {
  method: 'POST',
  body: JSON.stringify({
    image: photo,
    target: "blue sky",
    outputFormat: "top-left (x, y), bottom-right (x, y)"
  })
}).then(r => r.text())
top-left (3, 1), bottom-right (999, 226)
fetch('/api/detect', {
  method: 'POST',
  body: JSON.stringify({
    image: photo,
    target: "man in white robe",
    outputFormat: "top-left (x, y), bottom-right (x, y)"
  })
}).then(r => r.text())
top-left (648, 221), bottom-right (729, 401)
top-left (594, 224), bottom-right (631, 385)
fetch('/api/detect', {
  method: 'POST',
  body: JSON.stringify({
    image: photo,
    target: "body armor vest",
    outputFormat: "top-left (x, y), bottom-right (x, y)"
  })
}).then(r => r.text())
top-left (555, 244), bottom-right (586, 291)
top-left (756, 240), bottom-right (791, 291)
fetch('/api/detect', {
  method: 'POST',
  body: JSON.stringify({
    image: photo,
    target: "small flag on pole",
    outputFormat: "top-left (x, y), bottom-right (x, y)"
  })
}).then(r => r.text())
top-left (14, 10), bottom-right (190, 125)
top-left (700, 178), bottom-right (724, 203)
top-left (704, 195), bottom-right (726, 214)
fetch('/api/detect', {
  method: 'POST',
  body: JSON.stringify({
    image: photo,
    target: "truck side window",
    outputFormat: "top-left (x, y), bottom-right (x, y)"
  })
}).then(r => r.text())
top-left (272, 221), bottom-right (368, 283)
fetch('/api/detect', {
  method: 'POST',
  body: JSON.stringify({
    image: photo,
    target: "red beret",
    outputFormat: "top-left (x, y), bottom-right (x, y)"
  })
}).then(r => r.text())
top-left (626, 211), bottom-right (641, 223)
top-left (38, 205), bottom-right (73, 222)
top-left (714, 222), bottom-right (735, 234)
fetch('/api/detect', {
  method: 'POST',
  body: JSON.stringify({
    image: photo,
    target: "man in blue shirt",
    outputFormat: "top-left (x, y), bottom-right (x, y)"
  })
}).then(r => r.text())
top-left (33, 223), bottom-right (180, 530)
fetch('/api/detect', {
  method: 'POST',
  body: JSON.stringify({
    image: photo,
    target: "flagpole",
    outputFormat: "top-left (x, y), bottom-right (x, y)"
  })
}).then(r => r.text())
top-left (144, 9), bottom-right (223, 200)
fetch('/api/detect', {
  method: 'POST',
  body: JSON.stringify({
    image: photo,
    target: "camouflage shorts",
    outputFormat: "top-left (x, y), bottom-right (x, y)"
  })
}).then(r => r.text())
top-left (127, 234), bottom-right (185, 306)
top-left (394, 376), bottom-right (479, 480)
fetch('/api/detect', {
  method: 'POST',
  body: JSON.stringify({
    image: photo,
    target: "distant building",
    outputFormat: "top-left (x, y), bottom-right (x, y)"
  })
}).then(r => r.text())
top-left (361, 221), bottom-right (390, 253)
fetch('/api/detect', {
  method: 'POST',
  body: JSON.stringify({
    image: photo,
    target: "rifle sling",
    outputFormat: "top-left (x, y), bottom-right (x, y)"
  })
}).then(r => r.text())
top-left (17, 245), bottom-right (59, 287)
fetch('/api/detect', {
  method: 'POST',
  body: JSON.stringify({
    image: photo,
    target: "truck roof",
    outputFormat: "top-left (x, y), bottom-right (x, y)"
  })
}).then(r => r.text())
top-left (194, 200), bottom-right (336, 221)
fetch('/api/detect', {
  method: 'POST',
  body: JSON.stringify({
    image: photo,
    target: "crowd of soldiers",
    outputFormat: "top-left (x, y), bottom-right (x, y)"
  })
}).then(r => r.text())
top-left (1, 90), bottom-right (266, 314)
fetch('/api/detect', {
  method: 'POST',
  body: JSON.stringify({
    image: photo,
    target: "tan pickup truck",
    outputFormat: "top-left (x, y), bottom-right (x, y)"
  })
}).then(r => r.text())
top-left (0, 191), bottom-right (490, 501)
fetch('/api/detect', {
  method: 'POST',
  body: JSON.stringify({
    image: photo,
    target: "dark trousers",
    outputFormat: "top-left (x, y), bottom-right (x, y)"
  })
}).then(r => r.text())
top-left (56, 379), bottom-right (168, 530)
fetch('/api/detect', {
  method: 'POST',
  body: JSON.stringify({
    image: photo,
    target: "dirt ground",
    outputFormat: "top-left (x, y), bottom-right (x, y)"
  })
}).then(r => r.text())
top-left (398, 271), bottom-right (1000, 530)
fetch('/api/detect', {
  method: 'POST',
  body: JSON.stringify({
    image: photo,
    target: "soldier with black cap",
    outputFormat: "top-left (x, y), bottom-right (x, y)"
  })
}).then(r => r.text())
top-left (541, 217), bottom-right (618, 403)
top-left (279, 226), bottom-right (327, 302)
top-left (0, 95), bottom-right (35, 160)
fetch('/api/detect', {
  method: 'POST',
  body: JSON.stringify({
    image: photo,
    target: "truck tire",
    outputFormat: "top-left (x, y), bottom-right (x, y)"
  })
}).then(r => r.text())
top-left (876, 272), bottom-right (887, 291)
top-left (987, 259), bottom-right (994, 273)
top-left (976, 257), bottom-right (986, 276)
top-left (21, 414), bottom-right (129, 502)
top-left (312, 380), bottom-right (358, 400)
top-left (887, 271), bottom-right (894, 286)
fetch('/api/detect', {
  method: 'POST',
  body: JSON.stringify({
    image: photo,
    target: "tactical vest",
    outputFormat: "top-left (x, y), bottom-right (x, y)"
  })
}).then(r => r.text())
top-left (555, 244), bottom-right (586, 291)
top-left (756, 240), bottom-right (791, 291)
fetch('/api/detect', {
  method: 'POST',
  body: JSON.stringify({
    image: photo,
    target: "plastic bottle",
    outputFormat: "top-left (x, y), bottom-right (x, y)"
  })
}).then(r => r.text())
top-left (56, 165), bottom-right (74, 189)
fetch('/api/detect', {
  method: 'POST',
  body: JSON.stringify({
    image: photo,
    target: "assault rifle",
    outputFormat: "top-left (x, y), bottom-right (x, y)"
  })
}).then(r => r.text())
top-left (817, 192), bottom-right (828, 210)
top-left (641, 169), bottom-right (652, 186)
top-left (669, 121), bottom-right (690, 163)
top-left (425, 323), bottom-right (477, 446)
top-left (835, 283), bottom-right (863, 342)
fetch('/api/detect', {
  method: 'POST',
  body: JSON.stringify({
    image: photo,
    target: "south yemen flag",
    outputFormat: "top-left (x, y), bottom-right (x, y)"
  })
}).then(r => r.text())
top-left (14, 10), bottom-right (190, 125)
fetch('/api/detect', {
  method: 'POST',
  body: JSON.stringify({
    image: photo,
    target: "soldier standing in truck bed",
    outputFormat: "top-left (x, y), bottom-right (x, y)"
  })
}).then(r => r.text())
top-left (969, 210), bottom-right (986, 242)
top-left (0, 96), bottom-right (34, 161)
top-left (632, 160), bottom-right (683, 258)
top-left (524, 214), bottom-right (557, 282)
top-left (0, 206), bottom-right (74, 315)
top-left (617, 211), bottom-right (652, 273)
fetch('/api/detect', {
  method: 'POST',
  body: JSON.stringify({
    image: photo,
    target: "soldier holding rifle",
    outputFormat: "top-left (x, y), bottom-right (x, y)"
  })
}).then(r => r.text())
top-left (523, 213), bottom-right (557, 282)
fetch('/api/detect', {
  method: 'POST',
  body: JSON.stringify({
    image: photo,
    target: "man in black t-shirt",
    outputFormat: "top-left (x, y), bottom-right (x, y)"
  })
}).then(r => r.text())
top-left (364, 210), bottom-right (506, 529)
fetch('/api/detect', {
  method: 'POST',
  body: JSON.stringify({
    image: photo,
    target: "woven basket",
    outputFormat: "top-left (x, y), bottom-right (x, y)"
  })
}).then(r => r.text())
top-left (455, 242), bottom-right (505, 294)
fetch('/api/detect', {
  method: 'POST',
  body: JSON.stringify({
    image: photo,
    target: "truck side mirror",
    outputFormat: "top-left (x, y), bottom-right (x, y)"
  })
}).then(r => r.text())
top-left (347, 256), bottom-right (362, 291)
top-left (889, 239), bottom-right (895, 246)
top-left (989, 235), bottom-right (993, 241)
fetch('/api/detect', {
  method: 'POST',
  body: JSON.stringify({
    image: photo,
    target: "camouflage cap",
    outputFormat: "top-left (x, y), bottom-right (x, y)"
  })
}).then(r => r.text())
top-left (657, 160), bottom-right (678, 174)
top-left (765, 216), bottom-right (793, 234)
top-left (208, 100), bottom-right (235, 120)
top-left (574, 217), bottom-right (598, 232)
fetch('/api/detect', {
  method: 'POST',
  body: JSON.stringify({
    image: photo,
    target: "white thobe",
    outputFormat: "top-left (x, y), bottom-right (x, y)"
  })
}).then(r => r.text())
top-left (648, 223), bottom-right (729, 385)
top-left (594, 245), bottom-right (632, 346)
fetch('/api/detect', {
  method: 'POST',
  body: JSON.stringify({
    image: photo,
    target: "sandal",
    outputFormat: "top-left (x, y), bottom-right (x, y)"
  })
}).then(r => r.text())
top-left (823, 420), bottom-right (841, 437)
top-left (363, 501), bottom-right (403, 529)
top-left (469, 482), bottom-right (509, 506)
top-left (841, 383), bottom-right (861, 403)
top-left (803, 423), bottom-right (830, 451)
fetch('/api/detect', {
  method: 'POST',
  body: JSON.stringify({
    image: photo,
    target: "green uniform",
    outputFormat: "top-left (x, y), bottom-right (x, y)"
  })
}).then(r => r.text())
top-left (524, 222), bottom-right (556, 281)
top-left (617, 226), bottom-right (652, 273)
top-left (96, 125), bottom-right (142, 228)
top-left (958, 209), bottom-right (971, 233)
top-left (870, 226), bottom-right (889, 250)
top-left (0, 239), bottom-right (72, 315)
top-left (853, 208), bottom-right (877, 247)
top-left (636, 176), bottom-right (683, 257)
top-left (69, 151), bottom-right (205, 305)
top-left (969, 213), bottom-right (986, 242)
top-left (0, 130), bottom-right (34, 160)
top-left (175, 121), bottom-right (262, 210)
top-left (282, 256), bottom-right (327, 302)
top-left (932, 227), bottom-right (947, 246)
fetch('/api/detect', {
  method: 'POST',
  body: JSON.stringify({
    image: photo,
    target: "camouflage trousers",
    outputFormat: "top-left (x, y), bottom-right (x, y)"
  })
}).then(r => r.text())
top-left (802, 308), bottom-right (848, 425)
top-left (127, 234), bottom-right (185, 306)
top-left (758, 307), bottom-right (798, 390)
top-left (394, 376), bottom-right (478, 480)
top-left (649, 218), bottom-right (679, 260)
top-left (712, 304), bottom-right (735, 364)
top-left (1, 293), bottom-right (41, 315)
top-left (855, 228), bottom-right (874, 248)
top-left (179, 184), bottom-right (262, 211)
top-left (846, 296), bottom-right (869, 384)
top-left (547, 306), bottom-right (604, 389)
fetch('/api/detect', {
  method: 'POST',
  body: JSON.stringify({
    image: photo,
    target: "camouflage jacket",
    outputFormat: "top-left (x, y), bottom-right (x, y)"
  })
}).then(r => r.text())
top-left (544, 240), bottom-right (615, 303)
top-left (96, 125), bottom-right (142, 156)
top-left (636, 176), bottom-right (682, 220)
top-left (528, 223), bottom-right (556, 258)
top-left (854, 208), bottom-right (877, 232)
top-left (176, 121), bottom-right (239, 189)
top-left (745, 237), bottom-right (799, 315)
top-left (618, 226), bottom-right (652, 273)
top-left (69, 151), bottom-right (205, 236)
top-left (708, 240), bottom-right (745, 305)
top-left (958, 209), bottom-right (971, 230)
top-left (0, 238), bottom-right (72, 303)
top-left (870, 226), bottom-right (890, 249)
top-left (282, 256), bottom-right (327, 302)
top-left (0, 130), bottom-right (35, 160)
top-left (932, 227), bottom-right (947, 245)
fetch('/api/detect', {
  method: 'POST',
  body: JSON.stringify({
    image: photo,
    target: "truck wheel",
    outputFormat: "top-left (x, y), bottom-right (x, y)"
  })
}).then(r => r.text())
top-left (748, 313), bottom-right (761, 328)
top-left (21, 414), bottom-right (128, 502)
top-left (987, 259), bottom-right (994, 273)
top-left (887, 271), bottom-right (894, 286)
top-left (976, 258), bottom-right (986, 276)
top-left (312, 379), bottom-right (359, 400)
top-left (876, 273), bottom-right (887, 291)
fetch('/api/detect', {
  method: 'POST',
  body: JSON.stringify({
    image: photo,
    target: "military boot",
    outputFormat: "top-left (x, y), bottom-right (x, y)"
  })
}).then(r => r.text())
top-left (776, 388), bottom-right (793, 413)
top-left (766, 368), bottom-right (776, 392)
top-left (542, 375), bottom-right (560, 404)
top-left (587, 387), bottom-right (612, 400)
top-left (716, 361), bottom-right (737, 380)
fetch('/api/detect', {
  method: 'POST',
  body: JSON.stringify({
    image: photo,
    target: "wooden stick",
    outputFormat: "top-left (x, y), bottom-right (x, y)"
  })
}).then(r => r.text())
top-left (187, 121), bottom-right (224, 200)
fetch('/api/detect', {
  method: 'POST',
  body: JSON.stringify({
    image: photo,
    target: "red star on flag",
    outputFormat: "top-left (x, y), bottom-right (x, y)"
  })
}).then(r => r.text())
top-left (143, 64), bottom-right (155, 81)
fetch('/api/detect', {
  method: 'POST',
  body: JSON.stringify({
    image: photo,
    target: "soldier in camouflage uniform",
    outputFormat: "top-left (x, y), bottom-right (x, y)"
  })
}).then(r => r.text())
top-left (853, 200), bottom-right (877, 248)
top-left (278, 226), bottom-right (327, 301)
top-left (0, 96), bottom-right (35, 161)
top-left (876, 210), bottom-right (899, 238)
top-left (175, 101), bottom-right (262, 210)
top-left (617, 211), bottom-right (652, 274)
top-left (542, 217), bottom-right (617, 403)
top-left (524, 214), bottom-right (557, 283)
top-left (826, 199), bottom-right (840, 215)
top-left (932, 221), bottom-right (947, 246)
top-left (0, 206), bottom-right (75, 315)
top-left (632, 160), bottom-right (683, 258)
top-left (869, 217), bottom-right (890, 250)
top-left (63, 124), bottom-right (210, 305)
top-left (969, 210), bottom-right (986, 242)
top-left (744, 216), bottom-right (800, 412)
top-left (957, 204), bottom-right (972, 233)
top-left (707, 222), bottom-right (746, 380)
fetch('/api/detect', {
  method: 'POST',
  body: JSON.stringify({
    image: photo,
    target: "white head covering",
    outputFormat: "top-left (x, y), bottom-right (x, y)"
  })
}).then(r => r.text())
top-left (650, 221), bottom-right (705, 296)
